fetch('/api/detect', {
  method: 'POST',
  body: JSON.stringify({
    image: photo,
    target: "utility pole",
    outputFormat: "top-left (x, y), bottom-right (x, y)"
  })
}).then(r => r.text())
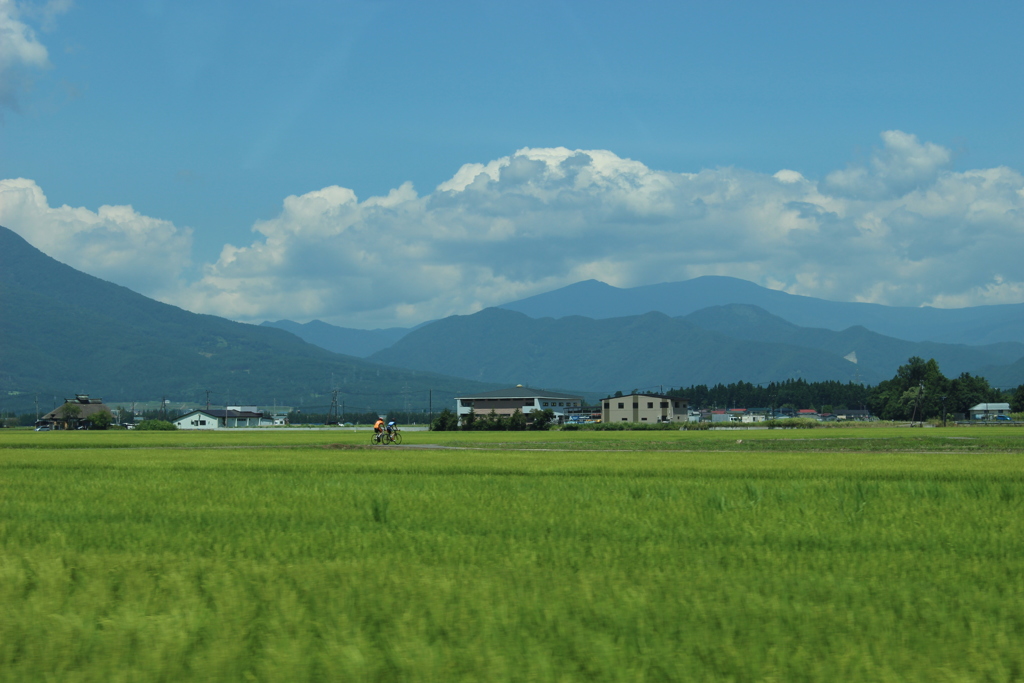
top-left (327, 389), bottom-right (340, 425)
top-left (206, 390), bottom-right (211, 411)
top-left (429, 390), bottom-right (433, 430)
top-left (910, 382), bottom-right (924, 427)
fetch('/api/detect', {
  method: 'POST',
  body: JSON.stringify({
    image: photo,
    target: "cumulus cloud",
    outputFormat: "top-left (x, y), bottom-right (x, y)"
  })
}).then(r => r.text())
top-left (823, 130), bottom-right (952, 199)
top-left (0, 178), bottom-right (193, 296)
top-left (3, 130), bottom-right (1024, 327)
top-left (0, 0), bottom-right (67, 111)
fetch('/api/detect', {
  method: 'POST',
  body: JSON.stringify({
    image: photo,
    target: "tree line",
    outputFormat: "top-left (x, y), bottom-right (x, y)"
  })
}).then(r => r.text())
top-left (659, 357), bottom-right (1024, 421)
top-left (430, 408), bottom-right (556, 431)
top-left (8, 357), bottom-right (1022, 428)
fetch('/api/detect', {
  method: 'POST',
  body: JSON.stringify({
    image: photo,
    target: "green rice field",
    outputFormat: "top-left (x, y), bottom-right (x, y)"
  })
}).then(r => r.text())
top-left (2, 427), bottom-right (1022, 681)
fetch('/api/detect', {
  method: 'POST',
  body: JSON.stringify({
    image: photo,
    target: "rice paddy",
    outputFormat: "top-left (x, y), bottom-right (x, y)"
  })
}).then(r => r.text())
top-left (1, 427), bottom-right (1022, 681)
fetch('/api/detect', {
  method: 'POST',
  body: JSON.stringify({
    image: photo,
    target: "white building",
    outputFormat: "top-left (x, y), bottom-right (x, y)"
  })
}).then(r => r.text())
top-left (455, 386), bottom-right (584, 424)
top-left (173, 407), bottom-right (273, 429)
top-left (969, 403), bottom-right (1011, 420)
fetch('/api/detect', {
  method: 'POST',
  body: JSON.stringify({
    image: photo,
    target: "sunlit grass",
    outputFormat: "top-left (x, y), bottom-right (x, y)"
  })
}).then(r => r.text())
top-left (1, 429), bottom-right (1023, 681)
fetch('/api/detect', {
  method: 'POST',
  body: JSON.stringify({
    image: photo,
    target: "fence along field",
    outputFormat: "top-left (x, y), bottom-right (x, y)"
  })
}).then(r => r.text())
top-left (1, 428), bottom-right (1022, 682)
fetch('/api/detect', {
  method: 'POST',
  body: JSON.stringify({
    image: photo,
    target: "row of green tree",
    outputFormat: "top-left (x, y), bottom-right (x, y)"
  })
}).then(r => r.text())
top-left (431, 408), bottom-right (556, 431)
top-left (663, 378), bottom-right (872, 414)
top-left (286, 410), bottom-right (434, 426)
top-left (658, 358), bottom-right (1024, 421)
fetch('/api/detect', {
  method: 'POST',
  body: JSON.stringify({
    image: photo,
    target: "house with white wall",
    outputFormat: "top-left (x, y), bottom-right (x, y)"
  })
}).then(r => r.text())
top-left (970, 403), bottom-right (1011, 420)
top-left (173, 407), bottom-right (273, 429)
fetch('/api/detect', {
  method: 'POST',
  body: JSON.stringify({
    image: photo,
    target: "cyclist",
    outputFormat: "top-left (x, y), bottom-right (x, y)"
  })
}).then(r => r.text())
top-left (386, 420), bottom-right (397, 439)
top-left (373, 417), bottom-right (385, 442)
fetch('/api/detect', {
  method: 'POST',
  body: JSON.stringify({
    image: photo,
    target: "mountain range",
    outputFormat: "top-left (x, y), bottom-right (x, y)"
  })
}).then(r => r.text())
top-left (0, 226), bottom-right (493, 415)
top-left (263, 278), bottom-right (1024, 391)
top-left (3, 221), bottom-right (1023, 416)
top-left (366, 306), bottom-right (1024, 392)
top-left (499, 278), bottom-right (1024, 346)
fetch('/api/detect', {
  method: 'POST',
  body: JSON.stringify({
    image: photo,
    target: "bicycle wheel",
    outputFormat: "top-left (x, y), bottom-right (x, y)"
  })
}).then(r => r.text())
top-left (370, 432), bottom-right (380, 445)
top-left (393, 432), bottom-right (402, 445)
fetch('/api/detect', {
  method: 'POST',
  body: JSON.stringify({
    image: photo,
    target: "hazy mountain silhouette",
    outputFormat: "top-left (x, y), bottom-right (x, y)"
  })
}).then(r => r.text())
top-left (499, 277), bottom-right (1024, 345)
top-left (260, 319), bottom-right (409, 357)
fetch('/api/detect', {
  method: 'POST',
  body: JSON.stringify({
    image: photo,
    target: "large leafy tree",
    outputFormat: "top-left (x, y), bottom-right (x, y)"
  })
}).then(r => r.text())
top-left (87, 410), bottom-right (113, 430)
top-left (509, 408), bottom-right (527, 431)
top-left (1012, 385), bottom-right (1024, 413)
top-left (529, 408), bottom-right (555, 430)
top-left (868, 357), bottom-right (948, 420)
top-left (430, 408), bottom-right (458, 431)
top-left (57, 402), bottom-right (82, 428)
top-left (946, 373), bottom-right (1001, 415)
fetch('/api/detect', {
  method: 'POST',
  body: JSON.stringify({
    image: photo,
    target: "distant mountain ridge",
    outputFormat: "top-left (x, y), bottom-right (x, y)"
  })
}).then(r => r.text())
top-left (260, 319), bottom-right (409, 357)
top-left (0, 226), bottom-right (492, 414)
top-left (684, 304), bottom-right (1024, 382)
top-left (499, 277), bottom-right (1024, 346)
top-left (368, 306), bottom-right (1024, 391)
top-left (369, 308), bottom-right (849, 391)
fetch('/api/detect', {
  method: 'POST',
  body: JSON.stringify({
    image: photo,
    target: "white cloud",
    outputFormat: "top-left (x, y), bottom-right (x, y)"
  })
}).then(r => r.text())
top-left (0, 0), bottom-right (67, 110)
top-left (0, 178), bottom-right (193, 297)
top-left (824, 130), bottom-right (952, 199)
top-left (3, 130), bottom-right (1024, 327)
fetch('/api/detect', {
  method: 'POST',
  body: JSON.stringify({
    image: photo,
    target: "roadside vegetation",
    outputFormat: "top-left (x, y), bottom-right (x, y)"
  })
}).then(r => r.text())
top-left (2, 428), bottom-right (1022, 681)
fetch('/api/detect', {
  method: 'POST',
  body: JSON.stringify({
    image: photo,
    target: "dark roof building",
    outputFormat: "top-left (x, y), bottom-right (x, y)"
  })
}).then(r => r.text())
top-left (455, 385), bottom-right (584, 423)
top-left (40, 394), bottom-right (112, 429)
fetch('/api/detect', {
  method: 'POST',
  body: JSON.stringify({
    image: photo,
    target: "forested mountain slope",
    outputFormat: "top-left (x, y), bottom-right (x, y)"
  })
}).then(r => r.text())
top-left (0, 226), bottom-right (489, 413)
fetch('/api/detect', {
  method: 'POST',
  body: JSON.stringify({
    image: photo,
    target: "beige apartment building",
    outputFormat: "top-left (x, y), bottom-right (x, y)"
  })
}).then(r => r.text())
top-left (601, 393), bottom-right (688, 424)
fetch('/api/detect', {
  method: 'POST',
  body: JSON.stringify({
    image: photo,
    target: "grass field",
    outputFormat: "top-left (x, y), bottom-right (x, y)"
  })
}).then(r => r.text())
top-left (1, 427), bottom-right (1022, 681)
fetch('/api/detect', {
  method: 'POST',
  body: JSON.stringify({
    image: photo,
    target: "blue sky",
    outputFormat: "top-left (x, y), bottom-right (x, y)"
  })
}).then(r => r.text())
top-left (3, 1), bottom-right (1024, 328)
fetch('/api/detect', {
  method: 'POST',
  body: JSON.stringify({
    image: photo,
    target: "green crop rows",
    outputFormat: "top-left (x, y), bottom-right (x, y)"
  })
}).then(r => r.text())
top-left (1, 428), bottom-right (1022, 681)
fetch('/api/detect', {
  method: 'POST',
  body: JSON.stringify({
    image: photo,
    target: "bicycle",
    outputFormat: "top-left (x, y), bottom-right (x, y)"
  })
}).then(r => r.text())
top-left (371, 431), bottom-right (388, 445)
top-left (385, 429), bottom-right (402, 445)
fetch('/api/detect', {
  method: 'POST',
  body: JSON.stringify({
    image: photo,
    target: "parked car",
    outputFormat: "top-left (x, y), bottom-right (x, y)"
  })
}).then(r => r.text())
top-left (35, 425), bottom-right (51, 431)
top-left (995, 415), bottom-right (1011, 421)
